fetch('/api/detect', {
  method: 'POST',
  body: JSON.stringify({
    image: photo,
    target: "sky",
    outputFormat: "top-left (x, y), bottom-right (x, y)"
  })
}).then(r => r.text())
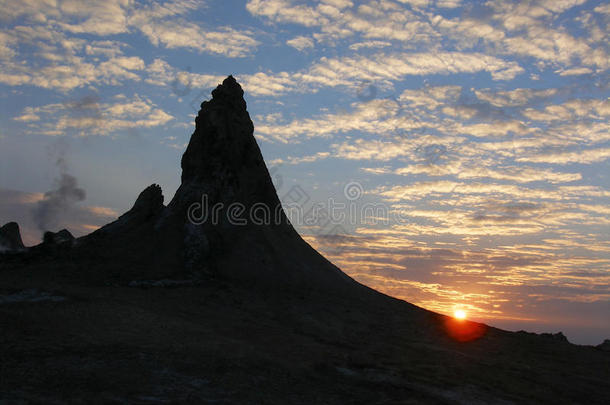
top-left (0, 0), bottom-right (608, 345)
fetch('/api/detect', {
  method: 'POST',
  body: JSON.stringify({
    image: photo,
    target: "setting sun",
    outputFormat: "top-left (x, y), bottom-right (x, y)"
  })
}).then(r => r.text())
top-left (454, 310), bottom-right (467, 320)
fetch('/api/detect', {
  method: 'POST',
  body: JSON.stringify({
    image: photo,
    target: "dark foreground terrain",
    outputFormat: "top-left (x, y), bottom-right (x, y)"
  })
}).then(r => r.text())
top-left (1, 262), bottom-right (609, 404)
top-left (1, 77), bottom-right (609, 404)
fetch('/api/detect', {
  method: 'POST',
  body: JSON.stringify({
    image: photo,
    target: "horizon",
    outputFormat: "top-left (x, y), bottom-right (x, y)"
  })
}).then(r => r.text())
top-left (0, 0), bottom-right (608, 345)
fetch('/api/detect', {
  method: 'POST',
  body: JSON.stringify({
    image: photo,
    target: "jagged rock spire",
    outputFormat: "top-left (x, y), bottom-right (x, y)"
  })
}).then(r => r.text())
top-left (170, 75), bottom-right (280, 213)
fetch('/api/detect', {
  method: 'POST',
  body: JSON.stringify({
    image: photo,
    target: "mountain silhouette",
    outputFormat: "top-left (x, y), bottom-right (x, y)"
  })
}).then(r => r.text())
top-left (1, 76), bottom-right (609, 404)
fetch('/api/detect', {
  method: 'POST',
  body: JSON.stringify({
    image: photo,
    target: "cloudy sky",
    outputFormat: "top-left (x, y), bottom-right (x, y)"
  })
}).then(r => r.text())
top-left (0, 0), bottom-right (608, 344)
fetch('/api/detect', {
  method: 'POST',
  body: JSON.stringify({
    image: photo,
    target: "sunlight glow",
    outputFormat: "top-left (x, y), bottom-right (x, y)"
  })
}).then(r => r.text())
top-left (454, 309), bottom-right (467, 320)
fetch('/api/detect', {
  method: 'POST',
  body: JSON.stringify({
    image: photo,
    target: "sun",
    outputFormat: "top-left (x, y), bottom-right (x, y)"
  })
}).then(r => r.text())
top-left (454, 309), bottom-right (467, 320)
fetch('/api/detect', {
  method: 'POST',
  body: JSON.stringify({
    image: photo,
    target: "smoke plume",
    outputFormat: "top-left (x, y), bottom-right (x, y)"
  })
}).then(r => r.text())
top-left (32, 142), bottom-right (86, 233)
top-left (33, 173), bottom-right (86, 233)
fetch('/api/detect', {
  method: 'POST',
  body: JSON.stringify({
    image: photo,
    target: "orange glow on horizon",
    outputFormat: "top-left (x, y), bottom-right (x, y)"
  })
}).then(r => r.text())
top-left (445, 314), bottom-right (487, 342)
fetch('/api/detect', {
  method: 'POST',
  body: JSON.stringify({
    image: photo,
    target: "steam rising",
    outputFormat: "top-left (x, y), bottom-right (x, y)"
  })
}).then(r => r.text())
top-left (32, 144), bottom-right (86, 233)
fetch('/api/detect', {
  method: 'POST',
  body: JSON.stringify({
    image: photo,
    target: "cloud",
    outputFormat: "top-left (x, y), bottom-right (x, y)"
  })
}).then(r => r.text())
top-left (594, 4), bottom-right (610, 14)
top-left (269, 151), bottom-right (331, 165)
top-left (145, 60), bottom-right (305, 98)
top-left (348, 40), bottom-right (391, 50)
top-left (254, 93), bottom-right (441, 142)
top-left (13, 107), bottom-right (40, 122)
top-left (474, 88), bottom-right (558, 107)
top-left (154, 46), bottom-right (523, 101)
top-left (286, 35), bottom-right (314, 51)
top-left (144, 58), bottom-right (224, 90)
top-left (15, 94), bottom-right (174, 137)
top-left (375, 180), bottom-right (597, 202)
top-left (309, 52), bottom-right (524, 83)
top-left (0, 0), bottom-right (130, 35)
top-left (394, 163), bottom-right (581, 184)
top-left (137, 20), bottom-right (260, 57)
top-left (84, 40), bottom-right (127, 58)
top-left (247, 0), bottom-right (608, 75)
top-left (452, 121), bottom-right (534, 138)
top-left (152, 50), bottom-right (521, 102)
top-left (56, 0), bottom-right (131, 36)
top-left (0, 24), bottom-right (147, 91)
top-left (517, 147), bottom-right (610, 164)
top-left (87, 206), bottom-right (119, 217)
top-left (522, 99), bottom-right (610, 122)
top-left (459, 0), bottom-right (607, 71)
top-left (247, 0), bottom-right (439, 45)
top-left (247, 0), bottom-right (323, 27)
top-left (252, 79), bottom-right (554, 142)
top-left (0, 0), bottom-right (259, 96)
top-left (557, 67), bottom-right (594, 76)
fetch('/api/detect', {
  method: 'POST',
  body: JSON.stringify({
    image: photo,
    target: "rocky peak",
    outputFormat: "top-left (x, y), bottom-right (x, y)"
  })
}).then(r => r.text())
top-left (180, 75), bottom-right (256, 184)
top-left (210, 75), bottom-right (247, 111)
top-left (0, 222), bottom-right (25, 251)
top-left (170, 75), bottom-right (280, 214)
top-left (126, 184), bottom-right (164, 220)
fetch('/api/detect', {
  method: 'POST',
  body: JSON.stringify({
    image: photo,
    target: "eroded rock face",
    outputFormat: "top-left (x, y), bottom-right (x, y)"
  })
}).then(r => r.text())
top-left (0, 222), bottom-right (25, 252)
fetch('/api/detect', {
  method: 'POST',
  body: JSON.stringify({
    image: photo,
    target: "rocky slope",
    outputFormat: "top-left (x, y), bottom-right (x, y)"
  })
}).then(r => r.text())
top-left (1, 76), bottom-right (609, 404)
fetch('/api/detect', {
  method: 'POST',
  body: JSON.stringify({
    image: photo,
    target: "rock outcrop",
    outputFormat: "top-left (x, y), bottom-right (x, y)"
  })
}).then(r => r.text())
top-left (127, 183), bottom-right (164, 220)
top-left (98, 184), bottom-right (165, 233)
top-left (42, 229), bottom-right (74, 246)
top-left (0, 222), bottom-right (25, 252)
